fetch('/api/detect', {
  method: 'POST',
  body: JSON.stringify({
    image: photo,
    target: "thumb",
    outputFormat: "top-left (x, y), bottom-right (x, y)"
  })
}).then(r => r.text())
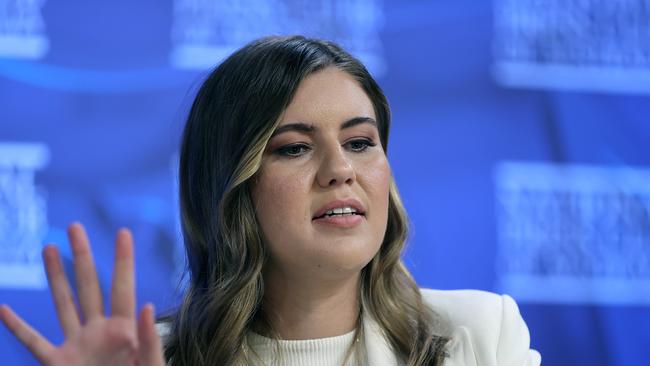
top-left (137, 304), bottom-right (165, 366)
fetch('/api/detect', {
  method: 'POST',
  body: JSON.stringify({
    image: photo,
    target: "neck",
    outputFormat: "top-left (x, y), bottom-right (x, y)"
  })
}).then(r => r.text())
top-left (259, 268), bottom-right (361, 340)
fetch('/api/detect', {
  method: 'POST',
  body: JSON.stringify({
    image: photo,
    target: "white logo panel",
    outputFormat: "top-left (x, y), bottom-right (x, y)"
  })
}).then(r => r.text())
top-left (0, 0), bottom-right (49, 59)
top-left (0, 143), bottom-right (50, 289)
top-left (494, 162), bottom-right (650, 304)
top-left (170, 0), bottom-right (385, 75)
top-left (493, 0), bottom-right (650, 94)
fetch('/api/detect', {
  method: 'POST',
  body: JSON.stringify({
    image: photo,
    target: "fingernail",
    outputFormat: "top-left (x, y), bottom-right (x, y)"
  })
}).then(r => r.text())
top-left (117, 228), bottom-right (133, 240)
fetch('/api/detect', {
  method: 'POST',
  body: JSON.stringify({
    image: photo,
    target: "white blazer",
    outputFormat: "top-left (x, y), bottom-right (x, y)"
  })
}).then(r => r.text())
top-left (365, 289), bottom-right (542, 366)
top-left (158, 289), bottom-right (542, 365)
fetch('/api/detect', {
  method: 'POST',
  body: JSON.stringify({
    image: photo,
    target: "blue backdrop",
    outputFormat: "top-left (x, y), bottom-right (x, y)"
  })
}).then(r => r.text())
top-left (1, 1), bottom-right (649, 365)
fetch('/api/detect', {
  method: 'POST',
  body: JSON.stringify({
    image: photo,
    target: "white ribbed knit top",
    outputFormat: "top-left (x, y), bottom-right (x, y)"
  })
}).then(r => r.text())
top-left (246, 329), bottom-right (359, 366)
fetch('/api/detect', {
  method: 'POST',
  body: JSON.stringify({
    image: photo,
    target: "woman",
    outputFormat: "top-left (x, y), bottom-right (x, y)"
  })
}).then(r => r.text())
top-left (0, 36), bottom-right (541, 365)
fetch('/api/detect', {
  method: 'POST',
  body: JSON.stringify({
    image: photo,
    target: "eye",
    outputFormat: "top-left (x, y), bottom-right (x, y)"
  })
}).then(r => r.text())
top-left (345, 138), bottom-right (376, 152)
top-left (276, 143), bottom-right (312, 157)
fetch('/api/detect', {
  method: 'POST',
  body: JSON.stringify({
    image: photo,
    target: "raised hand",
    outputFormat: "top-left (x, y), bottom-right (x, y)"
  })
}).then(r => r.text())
top-left (0, 223), bottom-right (165, 366)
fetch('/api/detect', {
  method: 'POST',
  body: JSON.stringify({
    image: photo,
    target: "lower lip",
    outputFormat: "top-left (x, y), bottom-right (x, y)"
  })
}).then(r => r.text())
top-left (313, 214), bottom-right (364, 228)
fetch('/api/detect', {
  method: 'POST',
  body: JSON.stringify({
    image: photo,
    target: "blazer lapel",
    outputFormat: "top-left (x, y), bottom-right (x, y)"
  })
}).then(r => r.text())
top-left (363, 316), bottom-right (399, 366)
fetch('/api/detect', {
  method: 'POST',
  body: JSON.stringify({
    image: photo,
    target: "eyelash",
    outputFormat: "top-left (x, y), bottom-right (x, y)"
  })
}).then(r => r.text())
top-left (276, 138), bottom-right (377, 158)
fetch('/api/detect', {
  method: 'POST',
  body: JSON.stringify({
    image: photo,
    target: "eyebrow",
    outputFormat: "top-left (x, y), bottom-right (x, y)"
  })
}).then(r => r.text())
top-left (271, 116), bottom-right (377, 137)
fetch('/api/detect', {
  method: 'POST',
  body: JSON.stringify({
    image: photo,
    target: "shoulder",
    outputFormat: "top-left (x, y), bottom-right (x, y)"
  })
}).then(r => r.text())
top-left (420, 289), bottom-right (517, 336)
top-left (420, 289), bottom-right (541, 366)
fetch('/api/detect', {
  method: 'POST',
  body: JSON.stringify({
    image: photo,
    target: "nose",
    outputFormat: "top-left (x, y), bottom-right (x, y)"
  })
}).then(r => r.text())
top-left (316, 145), bottom-right (356, 188)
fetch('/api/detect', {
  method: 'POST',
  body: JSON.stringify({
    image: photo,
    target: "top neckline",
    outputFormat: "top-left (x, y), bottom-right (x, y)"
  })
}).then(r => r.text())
top-left (247, 328), bottom-right (357, 346)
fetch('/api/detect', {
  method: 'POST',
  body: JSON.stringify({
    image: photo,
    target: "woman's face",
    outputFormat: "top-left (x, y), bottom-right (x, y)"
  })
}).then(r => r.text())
top-left (252, 67), bottom-right (391, 281)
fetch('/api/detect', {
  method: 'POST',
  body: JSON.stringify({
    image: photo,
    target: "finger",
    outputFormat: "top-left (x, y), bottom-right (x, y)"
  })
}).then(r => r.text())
top-left (137, 304), bottom-right (165, 366)
top-left (0, 305), bottom-right (56, 363)
top-left (68, 222), bottom-right (104, 321)
top-left (43, 245), bottom-right (81, 337)
top-left (110, 228), bottom-right (135, 318)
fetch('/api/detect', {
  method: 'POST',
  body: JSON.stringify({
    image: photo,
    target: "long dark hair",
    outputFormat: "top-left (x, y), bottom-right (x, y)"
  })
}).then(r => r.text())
top-left (164, 35), bottom-right (449, 365)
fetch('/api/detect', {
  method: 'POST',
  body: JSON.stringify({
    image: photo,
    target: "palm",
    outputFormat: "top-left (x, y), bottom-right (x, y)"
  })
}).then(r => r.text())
top-left (51, 317), bottom-right (137, 366)
top-left (0, 223), bottom-right (165, 366)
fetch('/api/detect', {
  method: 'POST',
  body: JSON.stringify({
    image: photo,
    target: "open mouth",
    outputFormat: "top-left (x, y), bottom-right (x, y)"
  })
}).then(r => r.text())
top-left (313, 206), bottom-right (365, 220)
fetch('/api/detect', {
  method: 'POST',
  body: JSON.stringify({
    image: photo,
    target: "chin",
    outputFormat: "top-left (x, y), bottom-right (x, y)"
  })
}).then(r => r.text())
top-left (314, 245), bottom-right (379, 274)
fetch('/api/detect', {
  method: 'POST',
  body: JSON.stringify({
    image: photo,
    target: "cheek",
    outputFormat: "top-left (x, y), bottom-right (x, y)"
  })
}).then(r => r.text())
top-left (252, 166), bottom-right (313, 238)
top-left (356, 155), bottom-right (391, 238)
top-left (360, 156), bottom-right (391, 205)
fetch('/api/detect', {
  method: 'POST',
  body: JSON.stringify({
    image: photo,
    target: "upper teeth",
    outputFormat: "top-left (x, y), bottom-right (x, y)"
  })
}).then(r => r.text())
top-left (325, 206), bottom-right (357, 215)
